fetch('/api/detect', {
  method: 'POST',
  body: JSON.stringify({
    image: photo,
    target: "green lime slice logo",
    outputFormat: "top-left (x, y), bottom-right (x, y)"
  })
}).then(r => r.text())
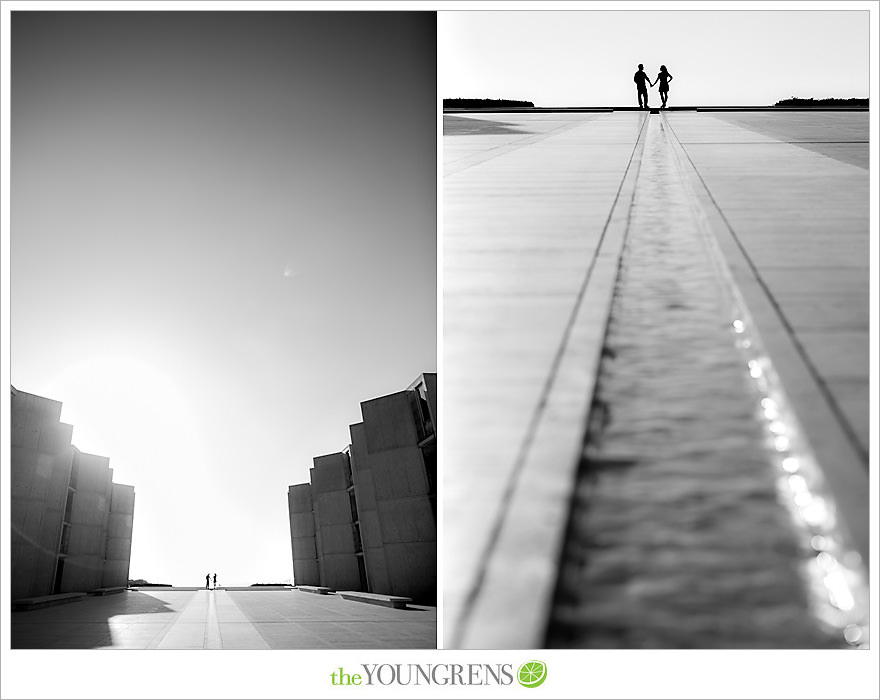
top-left (517, 660), bottom-right (547, 688)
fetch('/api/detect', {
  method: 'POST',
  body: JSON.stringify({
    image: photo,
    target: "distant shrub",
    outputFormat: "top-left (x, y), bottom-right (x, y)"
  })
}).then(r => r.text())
top-left (250, 583), bottom-right (290, 587)
top-left (444, 98), bottom-right (535, 109)
top-left (775, 97), bottom-right (868, 107)
top-left (128, 579), bottom-right (171, 587)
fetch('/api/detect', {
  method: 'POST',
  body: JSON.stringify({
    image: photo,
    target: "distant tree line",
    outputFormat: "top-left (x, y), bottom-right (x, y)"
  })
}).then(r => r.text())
top-left (444, 98), bottom-right (535, 109)
top-left (128, 578), bottom-right (171, 587)
top-left (775, 97), bottom-right (868, 107)
top-left (250, 582), bottom-right (290, 587)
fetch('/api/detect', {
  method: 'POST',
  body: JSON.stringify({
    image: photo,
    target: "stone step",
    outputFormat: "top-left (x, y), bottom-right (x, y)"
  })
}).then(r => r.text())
top-left (222, 586), bottom-right (294, 591)
top-left (297, 585), bottom-right (333, 595)
top-left (128, 586), bottom-right (201, 591)
top-left (337, 591), bottom-right (411, 609)
top-left (88, 586), bottom-right (126, 596)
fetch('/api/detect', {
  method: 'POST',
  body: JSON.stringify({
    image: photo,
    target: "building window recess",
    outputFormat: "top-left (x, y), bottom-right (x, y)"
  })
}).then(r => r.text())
top-left (352, 523), bottom-right (364, 554)
top-left (64, 488), bottom-right (75, 523)
top-left (409, 390), bottom-right (434, 443)
top-left (348, 489), bottom-right (359, 524)
top-left (68, 458), bottom-right (80, 490)
top-left (59, 523), bottom-right (71, 555)
top-left (52, 557), bottom-right (66, 595)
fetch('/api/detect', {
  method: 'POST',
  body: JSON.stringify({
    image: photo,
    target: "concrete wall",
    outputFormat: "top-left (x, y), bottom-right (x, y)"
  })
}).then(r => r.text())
top-left (62, 450), bottom-right (113, 593)
top-left (355, 387), bottom-right (437, 603)
top-left (288, 483), bottom-right (319, 586)
top-left (363, 446), bottom-right (436, 602)
top-left (310, 453), bottom-right (362, 591)
top-left (288, 374), bottom-right (437, 602)
top-left (361, 392), bottom-right (421, 454)
top-left (349, 422), bottom-right (390, 594)
top-left (11, 388), bottom-right (136, 598)
top-left (10, 389), bottom-right (74, 600)
top-left (103, 483), bottom-right (135, 587)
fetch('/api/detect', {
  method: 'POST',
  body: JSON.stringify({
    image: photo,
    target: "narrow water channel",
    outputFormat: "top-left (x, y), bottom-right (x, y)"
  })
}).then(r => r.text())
top-left (546, 116), bottom-right (866, 648)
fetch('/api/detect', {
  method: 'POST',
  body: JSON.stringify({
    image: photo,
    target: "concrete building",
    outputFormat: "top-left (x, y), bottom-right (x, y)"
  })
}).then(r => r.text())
top-left (10, 387), bottom-right (135, 600)
top-left (288, 373), bottom-right (436, 603)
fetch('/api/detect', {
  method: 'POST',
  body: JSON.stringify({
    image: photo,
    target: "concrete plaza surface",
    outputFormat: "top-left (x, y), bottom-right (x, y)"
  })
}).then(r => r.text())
top-left (11, 588), bottom-right (436, 649)
top-left (443, 110), bottom-right (870, 647)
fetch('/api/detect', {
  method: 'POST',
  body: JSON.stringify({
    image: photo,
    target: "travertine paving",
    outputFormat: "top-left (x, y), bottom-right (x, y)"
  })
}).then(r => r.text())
top-left (444, 111), bottom-right (646, 645)
top-left (443, 110), bottom-right (870, 648)
top-left (10, 589), bottom-right (436, 649)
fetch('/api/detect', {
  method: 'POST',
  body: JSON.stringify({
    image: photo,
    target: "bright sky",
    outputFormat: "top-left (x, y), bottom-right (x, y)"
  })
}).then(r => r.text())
top-left (7, 10), bottom-right (436, 587)
top-left (440, 8), bottom-right (870, 107)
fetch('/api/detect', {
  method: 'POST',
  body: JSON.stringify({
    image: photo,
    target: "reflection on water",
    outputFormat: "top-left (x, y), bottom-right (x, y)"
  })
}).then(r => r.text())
top-left (547, 117), bottom-right (867, 649)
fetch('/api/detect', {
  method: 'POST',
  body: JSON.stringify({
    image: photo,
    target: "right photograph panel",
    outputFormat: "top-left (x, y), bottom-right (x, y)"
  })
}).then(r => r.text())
top-left (441, 10), bottom-right (870, 649)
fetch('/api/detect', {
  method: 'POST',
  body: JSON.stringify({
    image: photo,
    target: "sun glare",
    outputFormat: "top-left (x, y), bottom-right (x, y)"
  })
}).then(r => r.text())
top-left (44, 354), bottom-right (204, 486)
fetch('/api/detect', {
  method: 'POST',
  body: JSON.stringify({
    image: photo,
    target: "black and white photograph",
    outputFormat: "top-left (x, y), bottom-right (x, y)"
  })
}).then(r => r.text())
top-left (6, 10), bottom-right (437, 652)
top-left (442, 9), bottom-right (872, 651)
top-left (1, 3), bottom-right (879, 700)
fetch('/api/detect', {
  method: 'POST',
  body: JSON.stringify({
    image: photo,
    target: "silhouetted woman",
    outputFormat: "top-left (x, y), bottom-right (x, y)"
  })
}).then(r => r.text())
top-left (652, 65), bottom-right (673, 108)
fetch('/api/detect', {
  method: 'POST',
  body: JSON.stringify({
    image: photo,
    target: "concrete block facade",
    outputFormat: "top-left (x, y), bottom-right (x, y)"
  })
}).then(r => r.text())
top-left (104, 483), bottom-right (135, 587)
top-left (310, 452), bottom-right (365, 592)
top-left (288, 373), bottom-right (436, 603)
top-left (10, 387), bottom-right (135, 600)
top-left (288, 483), bottom-right (320, 586)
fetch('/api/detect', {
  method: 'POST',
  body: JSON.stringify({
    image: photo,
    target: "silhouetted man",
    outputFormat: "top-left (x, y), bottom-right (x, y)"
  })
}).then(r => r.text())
top-left (634, 64), bottom-right (650, 109)
top-left (205, 573), bottom-right (211, 589)
top-left (213, 573), bottom-right (218, 589)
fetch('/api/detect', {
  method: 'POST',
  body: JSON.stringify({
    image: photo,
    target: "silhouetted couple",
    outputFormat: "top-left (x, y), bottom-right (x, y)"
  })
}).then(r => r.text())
top-left (634, 64), bottom-right (673, 109)
top-left (205, 573), bottom-right (217, 589)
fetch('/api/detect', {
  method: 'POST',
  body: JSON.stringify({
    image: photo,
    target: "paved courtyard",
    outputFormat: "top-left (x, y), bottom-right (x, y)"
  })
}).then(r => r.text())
top-left (11, 589), bottom-right (436, 649)
top-left (443, 110), bottom-right (870, 648)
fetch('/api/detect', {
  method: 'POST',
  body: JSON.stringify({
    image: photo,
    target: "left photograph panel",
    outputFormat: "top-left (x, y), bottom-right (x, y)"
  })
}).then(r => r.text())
top-left (9, 10), bottom-right (437, 650)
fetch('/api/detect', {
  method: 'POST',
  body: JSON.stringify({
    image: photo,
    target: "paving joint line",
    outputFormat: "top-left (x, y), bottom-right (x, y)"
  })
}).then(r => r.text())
top-left (455, 112), bottom-right (651, 648)
top-left (144, 591), bottom-right (193, 649)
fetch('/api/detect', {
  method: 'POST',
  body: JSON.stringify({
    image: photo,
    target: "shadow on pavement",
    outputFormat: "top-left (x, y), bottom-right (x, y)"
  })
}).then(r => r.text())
top-left (11, 590), bottom-right (177, 649)
top-left (444, 115), bottom-right (534, 136)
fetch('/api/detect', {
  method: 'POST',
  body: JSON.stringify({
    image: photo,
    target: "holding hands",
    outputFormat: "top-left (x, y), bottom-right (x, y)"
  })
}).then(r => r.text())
top-left (633, 63), bottom-right (673, 109)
